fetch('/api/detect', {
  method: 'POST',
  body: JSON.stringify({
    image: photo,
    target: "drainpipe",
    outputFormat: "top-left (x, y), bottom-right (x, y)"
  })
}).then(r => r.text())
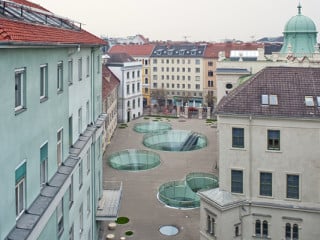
top-left (249, 114), bottom-right (253, 201)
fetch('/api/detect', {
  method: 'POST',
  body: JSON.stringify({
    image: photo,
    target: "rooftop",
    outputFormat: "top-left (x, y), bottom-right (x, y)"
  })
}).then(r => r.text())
top-left (0, 0), bottom-right (105, 45)
top-left (109, 44), bottom-right (155, 56)
top-left (216, 66), bottom-right (320, 119)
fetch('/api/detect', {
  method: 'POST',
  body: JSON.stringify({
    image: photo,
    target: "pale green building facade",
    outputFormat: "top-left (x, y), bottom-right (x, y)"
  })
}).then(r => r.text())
top-left (0, 1), bottom-right (107, 239)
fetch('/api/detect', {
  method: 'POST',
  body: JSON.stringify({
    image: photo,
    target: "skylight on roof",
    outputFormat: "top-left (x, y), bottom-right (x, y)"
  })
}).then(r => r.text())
top-left (305, 96), bottom-right (314, 106)
top-left (317, 96), bottom-right (320, 107)
top-left (261, 94), bottom-right (278, 105)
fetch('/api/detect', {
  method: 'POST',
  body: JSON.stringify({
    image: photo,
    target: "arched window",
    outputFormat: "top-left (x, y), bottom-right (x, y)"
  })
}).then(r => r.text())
top-left (285, 223), bottom-right (291, 239)
top-left (292, 224), bottom-right (299, 239)
top-left (206, 215), bottom-right (214, 235)
top-left (263, 220), bottom-right (268, 237)
top-left (255, 220), bottom-right (261, 236)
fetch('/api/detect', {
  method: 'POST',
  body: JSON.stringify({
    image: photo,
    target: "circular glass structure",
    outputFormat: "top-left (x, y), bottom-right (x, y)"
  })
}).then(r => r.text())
top-left (159, 225), bottom-right (179, 236)
top-left (158, 181), bottom-right (200, 209)
top-left (133, 122), bottom-right (172, 133)
top-left (143, 130), bottom-right (207, 151)
top-left (186, 172), bottom-right (219, 192)
top-left (108, 149), bottom-right (161, 171)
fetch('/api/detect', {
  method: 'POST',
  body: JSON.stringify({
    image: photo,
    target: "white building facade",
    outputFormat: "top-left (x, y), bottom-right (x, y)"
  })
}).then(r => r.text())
top-left (199, 66), bottom-right (320, 240)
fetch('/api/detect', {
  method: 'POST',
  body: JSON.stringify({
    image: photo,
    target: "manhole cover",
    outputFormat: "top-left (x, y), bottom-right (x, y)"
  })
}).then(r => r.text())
top-left (159, 225), bottom-right (179, 236)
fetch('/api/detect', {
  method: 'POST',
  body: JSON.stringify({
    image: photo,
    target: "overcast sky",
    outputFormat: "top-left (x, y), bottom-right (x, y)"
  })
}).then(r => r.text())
top-left (33, 0), bottom-right (320, 42)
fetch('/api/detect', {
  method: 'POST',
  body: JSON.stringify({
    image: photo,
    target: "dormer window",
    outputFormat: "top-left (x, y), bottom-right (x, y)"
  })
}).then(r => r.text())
top-left (269, 95), bottom-right (278, 105)
top-left (305, 96), bottom-right (314, 106)
top-left (317, 96), bottom-right (320, 107)
top-left (261, 94), bottom-right (278, 105)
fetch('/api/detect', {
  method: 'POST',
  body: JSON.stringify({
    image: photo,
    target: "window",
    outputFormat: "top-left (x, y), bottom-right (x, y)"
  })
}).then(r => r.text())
top-left (195, 59), bottom-right (200, 64)
top-left (78, 58), bottom-right (82, 81)
top-left (79, 204), bottom-right (83, 236)
top-left (57, 61), bottom-right (63, 92)
top-left (137, 83), bottom-right (140, 92)
top-left (132, 71), bottom-right (135, 79)
top-left (208, 70), bottom-right (213, 77)
top-left (79, 160), bottom-right (83, 189)
top-left (15, 161), bottom-right (26, 218)
top-left (138, 98), bottom-right (140, 108)
top-left (206, 214), bottom-right (215, 235)
top-left (87, 187), bottom-right (90, 215)
top-left (127, 72), bottom-right (130, 79)
top-left (126, 85), bottom-right (130, 95)
top-left (208, 80), bottom-right (214, 87)
top-left (137, 70), bottom-right (140, 77)
top-left (188, 68), bottom-right (191, 72)
top-left (231, 170), bottom-right (243, 193)
top-left (153, 67), bottom-right (157, 72)
top-left (262, 94), bottom-right (278, 105)
top-left (196, 76), bottom-right (200, 81)
top-left (57, 129), bottom-right (63, 166)
top-left (287, 174), bottom-right (299, 199)
top-left (305, 96), bottom-right (314, 106)
top-left (68, 116), bottom-right (73, 147)
top-left (144, 78), bottom-right (148, 84)
top-left (97, 55), bottom-right (100, 73)
top-left (86, 149), bottom-right (90, 175)
top-left (195, 84), bottom-right (200, 90)
top-left (267, 130), bottom-right (280, 150)
top-left (208, 61), bottom-right (213, 66)
top-left (195, 67), bottom-right (200, 73)
top-left (132, 84), bottom-right (135, 93)
top-left (78, 107), bottom-right (82, 135)
top-left (235, 224), bottom-right (241, 237)
top-left (69, 224), bottom-right (74, 240)
top-left (153, 59), bottom-right (157, 64)
top-left (285, 223), bottom-right (299, 240)
top-left (145, 69), bottom-right (148, 74)
top-left (86, 101), bottom-right (90, 125)
top-left (15, 68), bottom-right (26, 111)
top-left (226, 83), bottom-right (233, 89)
top-left (69, 175), bottom-right (74, 208)
top-left (68, 60), bottom-right (73, 85)
top-left (57, 199), bottom-right (64, 237)
top-left (40, 142), bottom-right (48, 188)
top-left (86, 56), bottom-right (90, 77)
top-left (260, 172), bottom-right (272, 196)
top-left (255, 219), bottom-right (268, 237)
top-left (153, 83), bottom-right (157, 88)
top-left (40, 64), bottom-right (48, 100)
top-left (232, 128), bottom-right (244, 148)
top-left (153, 74), bottom-right (158, 80)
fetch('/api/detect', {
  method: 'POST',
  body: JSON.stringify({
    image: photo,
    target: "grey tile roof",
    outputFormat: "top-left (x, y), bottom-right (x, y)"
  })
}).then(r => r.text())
top-left (216, 66), bottom-right (320, 119)
top-left (198, 188), bottom-right (245, 208)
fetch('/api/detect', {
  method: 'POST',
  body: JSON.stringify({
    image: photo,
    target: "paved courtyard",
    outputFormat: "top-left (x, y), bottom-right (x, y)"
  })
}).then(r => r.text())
top-left (101, 117), bottom-right (218, 240)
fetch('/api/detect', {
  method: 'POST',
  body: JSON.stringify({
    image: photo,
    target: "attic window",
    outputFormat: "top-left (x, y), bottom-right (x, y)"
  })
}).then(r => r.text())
top-left (269, 95), bottom-right (278, 105)
top-left (305, 96), bottom-right (314, 106)
top-left (261, 94), bottom-right (278, 105)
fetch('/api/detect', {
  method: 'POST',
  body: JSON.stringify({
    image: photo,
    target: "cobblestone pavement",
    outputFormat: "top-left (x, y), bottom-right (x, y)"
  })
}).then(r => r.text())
top-left (101, 117), bottom-right (218, 240)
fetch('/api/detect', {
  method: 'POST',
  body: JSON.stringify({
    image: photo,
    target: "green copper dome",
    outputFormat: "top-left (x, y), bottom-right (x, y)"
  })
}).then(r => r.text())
top-left (284, 5), bottom-right (317, 33)
top-left (280, 4), bottom-right (318, 57)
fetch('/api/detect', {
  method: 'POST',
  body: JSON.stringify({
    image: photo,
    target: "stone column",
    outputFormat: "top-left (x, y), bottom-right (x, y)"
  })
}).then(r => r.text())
top-left (177, 105), bottom-right (180, 117)
top-left (198, 106), bottom-right (203, 119)
top-left (207, 107), bottom-right (211, 119)
top-left (184, 104), bottom-right (189, 119)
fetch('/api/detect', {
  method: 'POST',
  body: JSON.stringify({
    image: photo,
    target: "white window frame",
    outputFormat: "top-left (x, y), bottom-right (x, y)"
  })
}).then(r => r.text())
top-left (57, 128), bottom-right (63, 166)
top-left (40, 141), bottom-right (48, 188)
top-left (86, 56), bottom-right (90, 77)
top-left (57, 61), bottom-right (63, 92)
top-left (78, 107), bottom-right (82, 135)
top-left (15, 67), bottom-right (26, 111)
top-left (15, 177), bottom-right (25, 218)
top-left (57, 199), bottom-right (64, 237)
top-left (78, 58), bottom-right (82, 81)
top-left (68, 59), bottom-right (73, 85)
top-left (79, 160), bottom-right (83, 189)
top-left (40, 64), bottom-right (48, 100)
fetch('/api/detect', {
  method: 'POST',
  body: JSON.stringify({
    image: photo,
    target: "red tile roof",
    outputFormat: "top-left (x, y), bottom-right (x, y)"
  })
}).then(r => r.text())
top-left (0, 0), bottom-right (105, 45)
top-left (109, 44), bottom-right (155, 56)
top-left (102, 65), bottom-right (120, 99)
top-left (204, 42), bottom-right (264, 58)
